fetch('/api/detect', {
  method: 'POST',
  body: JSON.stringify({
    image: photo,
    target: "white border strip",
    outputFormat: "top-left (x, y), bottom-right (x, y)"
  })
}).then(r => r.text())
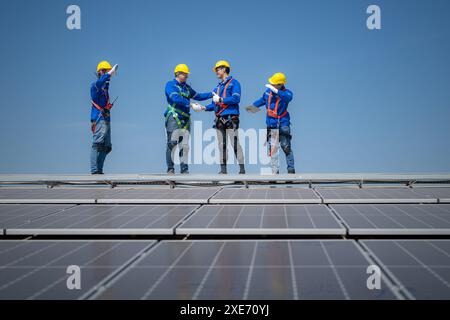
top-left (208, 199), bottom-right (321, 204)
top-left (6, 228), bottom-right (174, 235)
top-left (96, 199), bottom-right (208, 204)
top-left (175, 228), bottom-right (346, 235)
top-left (323, 198), bottom-right (438, 204)
top-left (0, 199), bottom-right (96, 204)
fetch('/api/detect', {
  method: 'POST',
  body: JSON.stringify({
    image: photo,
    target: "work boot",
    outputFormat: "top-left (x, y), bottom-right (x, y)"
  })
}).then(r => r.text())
top-left (218, 165), bottom-right (227, 174)
top-left (167, 169), bottom-right (175, 175)
top-left (286, 168), bottom-right (295, 184)
top-left (239, 164), bottom-right (246, 175)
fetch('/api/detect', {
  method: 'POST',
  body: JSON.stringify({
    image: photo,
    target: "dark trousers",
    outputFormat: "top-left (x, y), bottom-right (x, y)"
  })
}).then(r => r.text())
top-left (215, 116), bottom-right (244, 166)
top-left (165, 115), bottom-right (190, 173)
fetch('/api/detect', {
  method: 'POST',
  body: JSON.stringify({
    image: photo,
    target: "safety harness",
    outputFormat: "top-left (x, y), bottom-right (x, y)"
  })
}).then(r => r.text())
top-left (91, 98), bottom-right (113, 133)
top-left (266, 89), bottom-right (288, 156)
top-left (267, 89), bottom-right (288, 121)
top-left (215, 77), bottom-right (233, 117)
top-left (165, 85), bottom-right (191, 130)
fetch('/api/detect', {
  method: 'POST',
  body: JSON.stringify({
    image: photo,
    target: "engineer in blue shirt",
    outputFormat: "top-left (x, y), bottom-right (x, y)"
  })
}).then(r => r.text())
top-left (164, 64), bottom-right (212, 174)
top-left (247, 72), bottom-right (295, 174)
top-left (89, 61), bottom-right (118, 175)
top-left (203, 60), bottom-right (245, 174)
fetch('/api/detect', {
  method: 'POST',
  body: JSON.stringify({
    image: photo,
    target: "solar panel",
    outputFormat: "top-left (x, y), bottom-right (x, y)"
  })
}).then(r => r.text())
top-left (413, 187), bottom-right (450, 203)
top-left (0, 187), bottom-right (130, 204)
top-left (96, 187), bottom-right (220, 204)
top-left (316, 187), bottom-right (437, 204)
top-left (0, 205), bottom-right (73, 234)
top-left (209, 187), bottom-right (321, 204)
top-left (176, 205), bottom-right (345, 235)
top-left (331, 204), bottom-right (450, 235)
top-left (361, 240), bottom-right (450, 299)
top-left (91, 240), bottom-right (399, 300)
top-left (0, 240), bottom-right (154, 300)
top-left (6, 205), bottom-right (198, 235)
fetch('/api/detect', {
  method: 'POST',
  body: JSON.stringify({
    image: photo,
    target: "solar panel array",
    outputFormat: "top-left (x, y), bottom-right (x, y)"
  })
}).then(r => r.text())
top-left (92, 240), bottom-right (399, 300)
top-left (6, 205), bottom-right (198, 235)
top-left (210, 188), bottom-right (321, 204)
top-left (0, 240), bottom-right (154, 299)
top-left (176, 205), bottom-right (345, 235)
top-left (315, 187), bottom-right (437, 204)
top-left (361, 240), bottom-right (450, 299)
top-left (332, 204), bottom-right (450, 235)
top-left (0, 184), bottom-right (450, 299)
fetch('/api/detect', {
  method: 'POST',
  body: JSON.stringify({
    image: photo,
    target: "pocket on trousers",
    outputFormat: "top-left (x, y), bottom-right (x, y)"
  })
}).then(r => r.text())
top-left (280, 126), bottom-right (291, 138)
top-left (93, 123), bottom-right (107, 144)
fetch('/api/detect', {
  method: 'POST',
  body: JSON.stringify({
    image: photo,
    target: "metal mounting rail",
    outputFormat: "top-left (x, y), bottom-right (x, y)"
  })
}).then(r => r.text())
top-left (0, 173), bottom-right (450, 188)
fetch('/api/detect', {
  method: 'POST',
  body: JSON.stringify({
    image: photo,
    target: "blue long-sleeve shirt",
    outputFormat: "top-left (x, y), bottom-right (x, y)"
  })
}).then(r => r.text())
top-left (253, 87), bottom-right (294, 127)
top-left (205, 76), bottom-right (241, 117)
top-left (164, 79), bottom-right (212, 118)
top-left (90, 73), bottom-right (111, 121)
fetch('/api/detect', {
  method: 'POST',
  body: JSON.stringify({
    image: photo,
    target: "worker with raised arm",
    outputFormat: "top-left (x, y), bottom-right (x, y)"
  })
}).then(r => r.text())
top-left (90, 61), bottom-right (118, 175)
top-left (164, 64), bottom-right (212, 174)
top-left (204, 60), bottom-right (245, 174)
top-left (246, 73), bottom-right (295, 174)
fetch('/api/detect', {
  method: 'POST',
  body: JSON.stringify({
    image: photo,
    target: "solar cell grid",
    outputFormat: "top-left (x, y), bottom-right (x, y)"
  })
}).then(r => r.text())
top-left (97, 187), bottom-right (220, 204)
top-left (413, 187), bottom-right (450, 203)
top-left (209, 188), bottom-right (321, 204)
top-left (5, 205), bottom-right (198, 235)
top-left (176, 205), bottom-right (345, 235)
top-left (0, 187), bottom-right (130, 204)
top-left (361, 240), bottom-right (450, 299)
top-left (316, 187), bottom-right (437, 204)
top-left (92, 240), bottom-right (399, 300)
top-left (0, 205), bottom-right (72, 230)
top-left (331, 204), bottom-right (450, 235)
top-left (0, 240), bottom-right (154, 300)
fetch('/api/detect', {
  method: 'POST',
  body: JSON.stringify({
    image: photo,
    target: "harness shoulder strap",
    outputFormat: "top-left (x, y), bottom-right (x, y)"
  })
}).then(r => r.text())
top-left (266, 92), bottom-right (279, 117)
top-left (176, 84), bottom-right (190, 99)
top-left (266, 89), bottom-right (287, 119)
top-left (216, 77), bottom-right (233, 116)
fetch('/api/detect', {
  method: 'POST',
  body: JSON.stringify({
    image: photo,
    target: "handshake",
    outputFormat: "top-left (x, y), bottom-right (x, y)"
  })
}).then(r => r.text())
top-left (190, 91), bottom-right (223, 112)
top-left (190, 102), bottom-right (206, 112)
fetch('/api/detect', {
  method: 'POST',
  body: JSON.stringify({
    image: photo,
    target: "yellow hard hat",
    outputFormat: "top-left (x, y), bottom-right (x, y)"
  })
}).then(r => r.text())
top-left (174, 64), bottom-right (190, 75)
top-left (268, 72), bottom-right (287, 85)
top-left (97, 61), bottom-right (112, 72)
top-left (213, 60), bottom-right (231, 72)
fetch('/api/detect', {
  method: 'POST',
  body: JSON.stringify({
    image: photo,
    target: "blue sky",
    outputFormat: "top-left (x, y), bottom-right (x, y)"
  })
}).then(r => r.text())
top-left (0, 0), bottom-right (449, 174)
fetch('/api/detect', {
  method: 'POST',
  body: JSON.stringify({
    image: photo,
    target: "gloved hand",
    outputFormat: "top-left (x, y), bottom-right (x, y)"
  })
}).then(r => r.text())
top-left (108, 64), bottom-right (119, 76)
top-left (265, 84), bottom-right (278, 94)
top-left (190, 103), bottom-right (205, 112)
top-left (212, 92), bottom-right (222, 104)
top-left (245, 105), bottom-right (261, 113)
